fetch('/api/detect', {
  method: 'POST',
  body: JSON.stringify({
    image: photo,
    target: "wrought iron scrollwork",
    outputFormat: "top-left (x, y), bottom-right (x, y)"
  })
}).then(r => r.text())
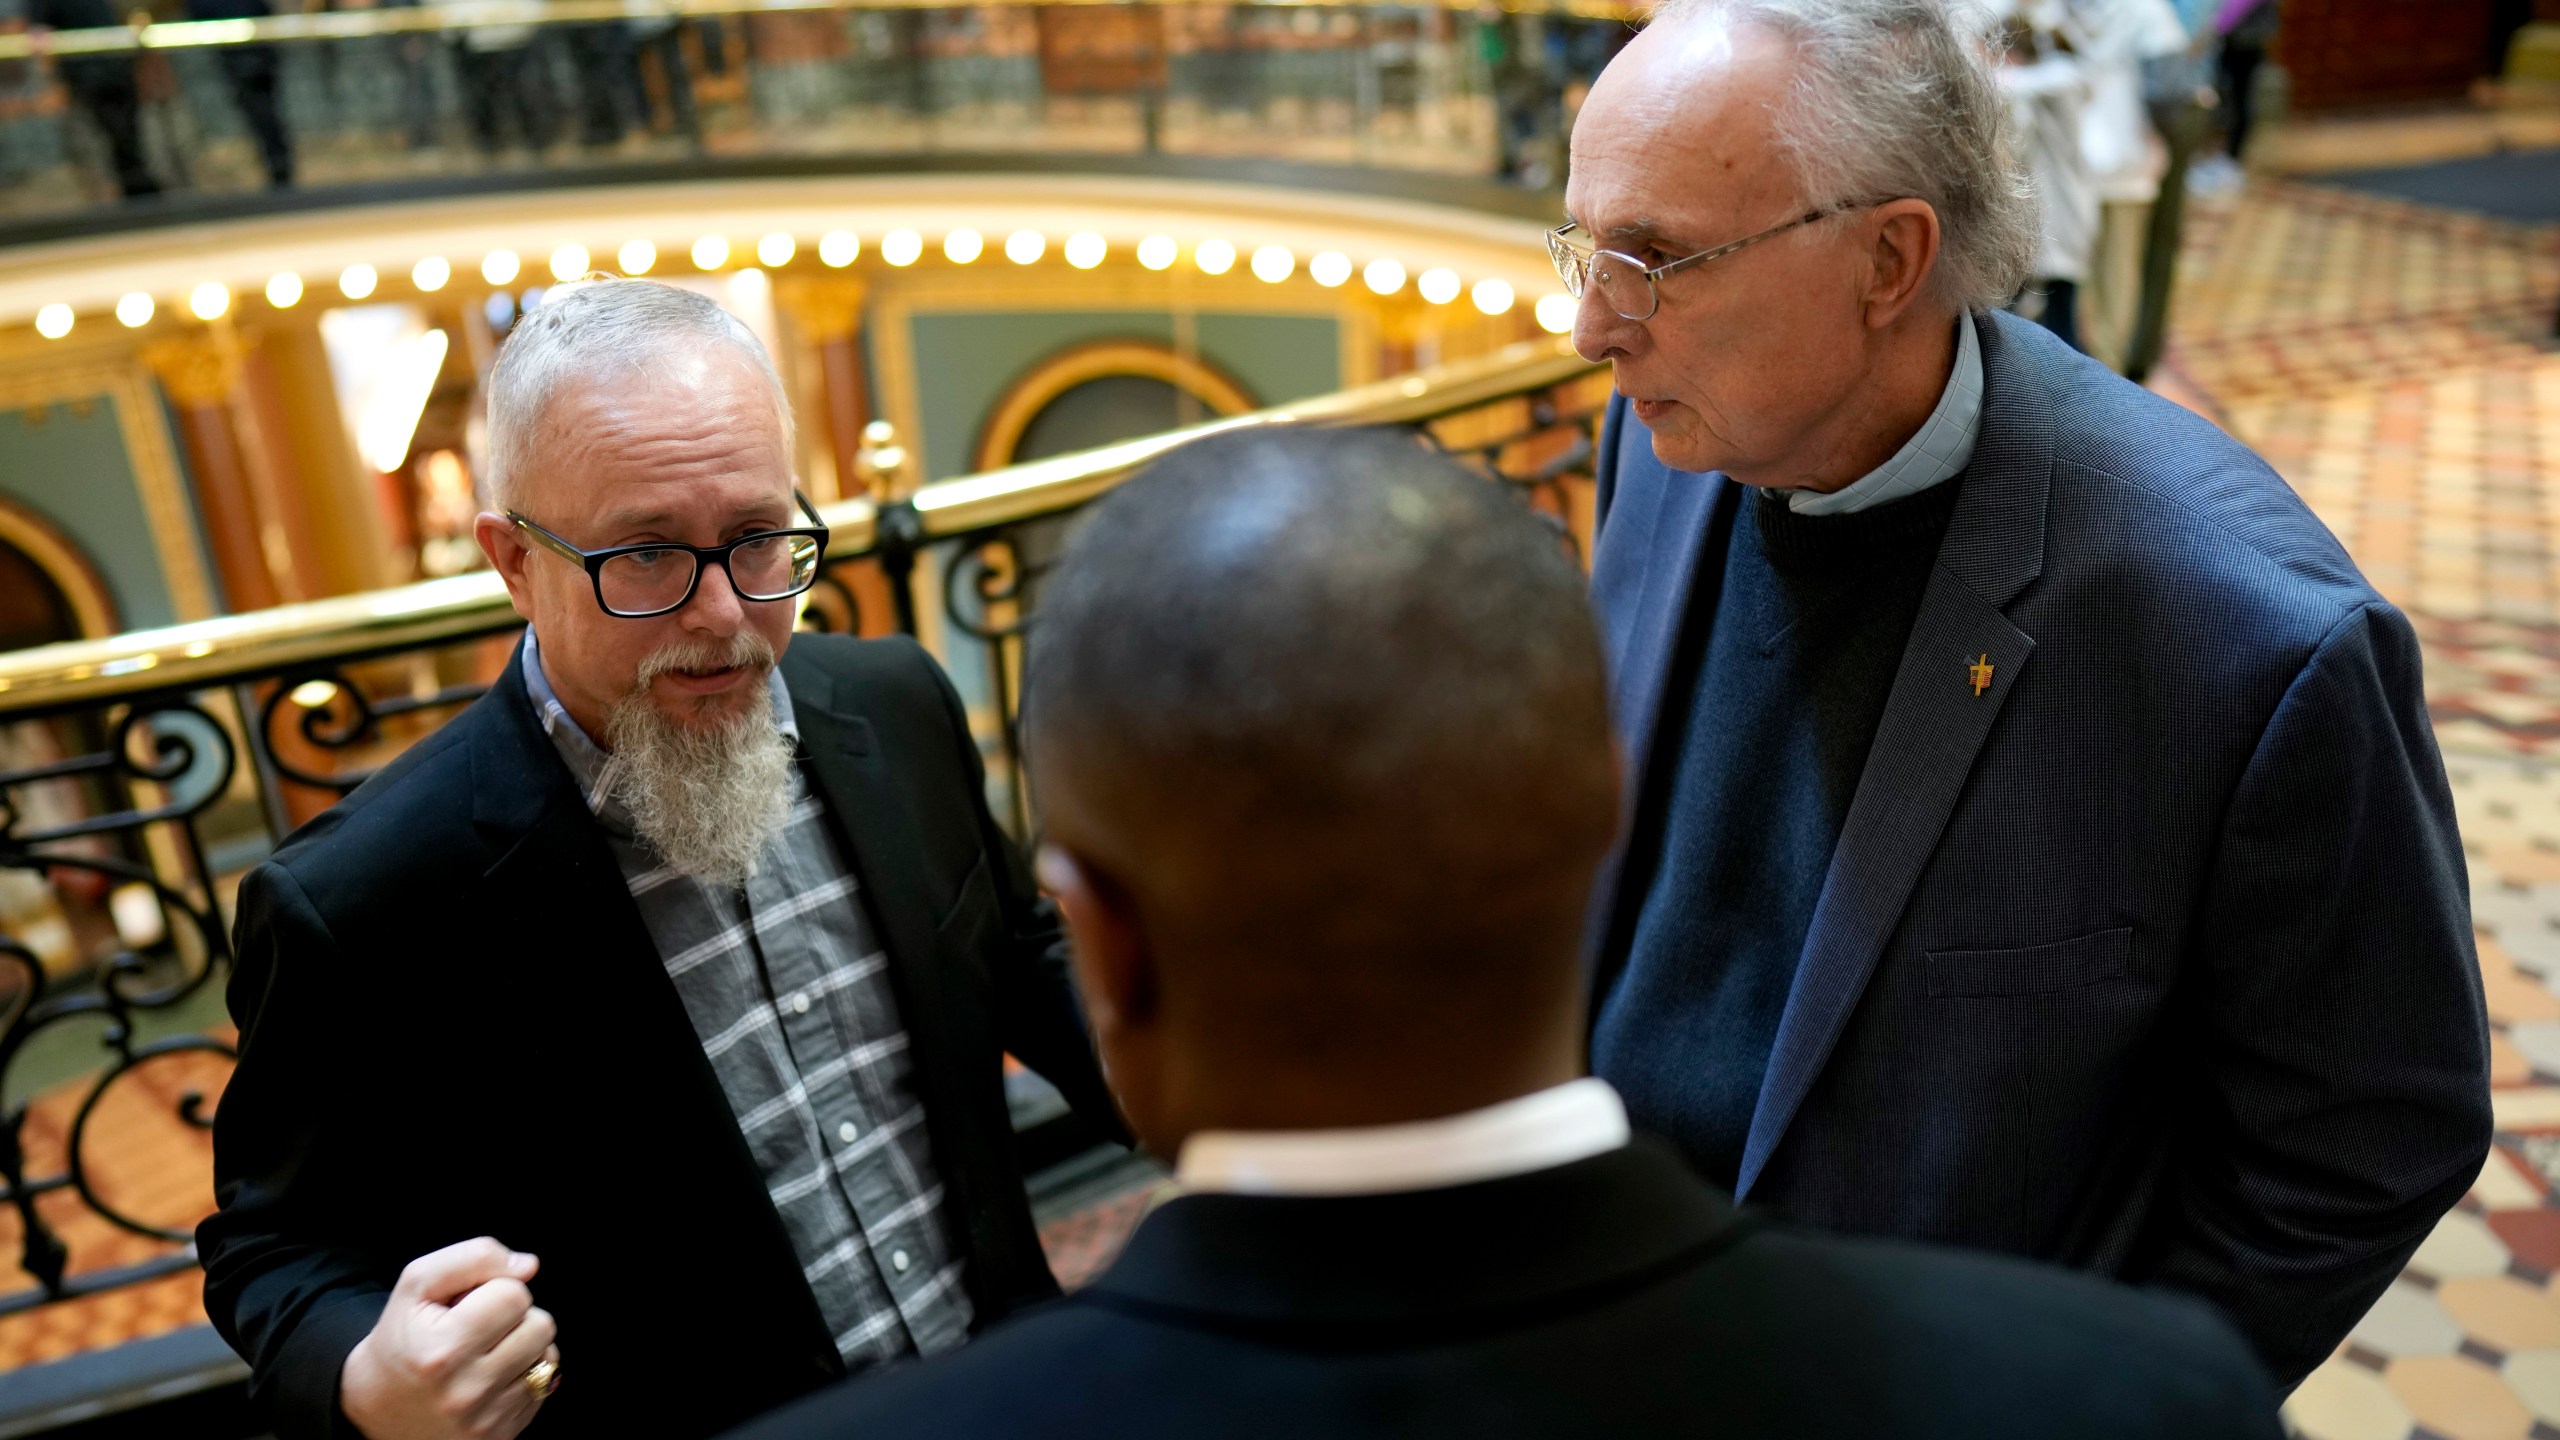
top-left (258, 666), bottom-right (495, 794)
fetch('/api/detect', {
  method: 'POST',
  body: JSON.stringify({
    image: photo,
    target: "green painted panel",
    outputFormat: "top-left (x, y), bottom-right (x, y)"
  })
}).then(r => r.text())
top-left (905, 310), bottom-right (1339, 481)
top-left (0, 398), bottom-right (182, 630)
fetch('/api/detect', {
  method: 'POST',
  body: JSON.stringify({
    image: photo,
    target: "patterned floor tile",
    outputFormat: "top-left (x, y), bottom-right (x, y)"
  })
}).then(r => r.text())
top-left (2388, 1352), bottom-right (2537, 1440)
top-left (2293, 1359), bottom-right (2419, 1440)
top-left (2359, 1281), bottom-right (2470, 1358)
top-left (2441, 1277), bottom-right (2560, 1353)
top-left (2417, 1212), bottom-right (2518, 1281)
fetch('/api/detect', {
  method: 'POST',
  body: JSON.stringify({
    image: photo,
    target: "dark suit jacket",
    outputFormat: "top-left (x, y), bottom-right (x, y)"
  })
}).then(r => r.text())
top-left (1586, 310), bottom-right (2493, 1385)
top-left (724, 1139), bottom-right (2282, 1440)
top-left (198, 633), bottom-right (1122, 1440)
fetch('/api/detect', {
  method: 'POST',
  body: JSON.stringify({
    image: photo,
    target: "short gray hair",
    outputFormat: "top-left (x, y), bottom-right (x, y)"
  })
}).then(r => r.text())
top-left (483, 277), bottom-right (793, 513)
top-left (1651, 0), bottom-right (2038, 313)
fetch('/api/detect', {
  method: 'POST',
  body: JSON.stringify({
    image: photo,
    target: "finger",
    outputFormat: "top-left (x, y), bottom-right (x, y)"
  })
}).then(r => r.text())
top-left (459, 1317), bottom-right (558, 1431)
top-left (431, 1276), bottom-right (534, 1357)
top-left (395, 1238), bottom-right (536, 1307)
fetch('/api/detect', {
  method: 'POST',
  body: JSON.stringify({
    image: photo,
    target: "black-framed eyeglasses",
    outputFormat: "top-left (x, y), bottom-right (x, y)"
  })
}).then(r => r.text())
top-left (1547, 208), bottom-right (1837, 322)
top-left (508, 490), bottom-right (831, 619)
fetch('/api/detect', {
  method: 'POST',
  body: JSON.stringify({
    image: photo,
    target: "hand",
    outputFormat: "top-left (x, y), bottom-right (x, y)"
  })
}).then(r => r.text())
top-left (341, 1238), bottom-right (561, 1440)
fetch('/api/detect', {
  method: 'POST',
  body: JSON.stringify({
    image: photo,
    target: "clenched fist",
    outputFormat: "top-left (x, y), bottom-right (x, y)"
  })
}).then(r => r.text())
top-left (341, 1237), bottom-right (562, 1440)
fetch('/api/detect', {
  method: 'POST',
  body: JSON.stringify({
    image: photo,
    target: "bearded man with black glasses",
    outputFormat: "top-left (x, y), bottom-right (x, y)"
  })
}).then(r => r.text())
top-left (198, 278), bottom-right (1122, 1440)
top-left (1569, 0), bottom-right (2488, 1392)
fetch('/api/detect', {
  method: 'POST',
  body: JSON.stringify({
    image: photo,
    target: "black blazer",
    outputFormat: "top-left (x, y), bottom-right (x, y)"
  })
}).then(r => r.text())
top-left (726, 1140), bottom-right (2281, 1440)
top-left (198, 633), bottom-right (1122, 1440)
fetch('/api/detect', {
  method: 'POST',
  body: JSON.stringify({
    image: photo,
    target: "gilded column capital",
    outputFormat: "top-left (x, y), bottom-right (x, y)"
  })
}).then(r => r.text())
top-left (776, 276), bottom-right (869, 343)
top-left (141, 335), bottom-right (242, 408)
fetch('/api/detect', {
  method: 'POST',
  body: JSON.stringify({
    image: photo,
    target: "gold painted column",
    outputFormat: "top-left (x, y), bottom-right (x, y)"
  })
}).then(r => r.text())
top-left (143, 334), bottom-right (293, 614)
top-left (777, 276), bottom-right (871, 505)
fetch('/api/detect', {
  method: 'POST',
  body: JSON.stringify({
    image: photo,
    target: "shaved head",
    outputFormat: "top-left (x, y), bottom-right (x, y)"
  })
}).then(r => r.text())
top-left (1026, 427), bottom-right (1618, 1144)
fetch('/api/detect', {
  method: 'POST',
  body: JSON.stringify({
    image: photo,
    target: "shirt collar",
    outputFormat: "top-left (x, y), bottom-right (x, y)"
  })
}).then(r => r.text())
top-left (1175, 1078), bottom-right (1631, 1198)
top-left (1787, 311), bottom-right (1983, 517)
top-left (518, 627), bottom-right (799, 823)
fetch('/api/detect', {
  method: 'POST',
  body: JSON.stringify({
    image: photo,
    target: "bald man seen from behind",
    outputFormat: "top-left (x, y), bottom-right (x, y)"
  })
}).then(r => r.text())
top-left (725, 427), bottom-right (2281, 1440)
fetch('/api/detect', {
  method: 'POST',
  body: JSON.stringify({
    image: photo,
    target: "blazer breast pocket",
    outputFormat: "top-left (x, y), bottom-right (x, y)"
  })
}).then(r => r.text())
top-left (1924, 927), bottom-right (2133, 1000)
top-left (932, 854), bottom-right (1000, 987)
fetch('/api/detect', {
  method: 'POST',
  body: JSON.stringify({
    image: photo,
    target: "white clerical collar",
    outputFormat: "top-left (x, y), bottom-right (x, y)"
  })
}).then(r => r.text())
top-left (1788, 311), bottom-right (1983, 516)
top-left (1175, 1078), bottom-right (1631, 1198)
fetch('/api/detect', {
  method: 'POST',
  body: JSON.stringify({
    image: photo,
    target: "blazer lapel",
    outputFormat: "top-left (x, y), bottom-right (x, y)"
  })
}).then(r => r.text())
top-left (1734, 312), bottom-right (2054, 1199)
top-left (1583, 406), bottom-right (1729, 963)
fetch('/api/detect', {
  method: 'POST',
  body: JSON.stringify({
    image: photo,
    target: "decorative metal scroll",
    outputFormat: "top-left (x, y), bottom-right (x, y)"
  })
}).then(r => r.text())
top-left (0, 701), bottom-right (240, 1316)
top-left (256, 666), bottom-right (500, 795)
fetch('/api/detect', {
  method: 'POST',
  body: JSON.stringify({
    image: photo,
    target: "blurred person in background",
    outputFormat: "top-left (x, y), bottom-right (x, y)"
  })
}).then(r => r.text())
top-left (727, 426), bottom-right (2281, 1440)
top-left (197, 279), bottom-right (1121, 1440)
top-left (1567, 0), bottom-right (2488, 1390)
top-left (184, 0), bottom-right (292, 188)
top-left (25, 0), bottom-right (156, 198)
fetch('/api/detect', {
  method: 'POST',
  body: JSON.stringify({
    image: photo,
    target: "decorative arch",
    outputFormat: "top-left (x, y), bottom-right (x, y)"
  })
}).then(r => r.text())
top-left (973, 340), bottom-right (1258, 473)
top-left (0, 496), bottom-right (119, 640)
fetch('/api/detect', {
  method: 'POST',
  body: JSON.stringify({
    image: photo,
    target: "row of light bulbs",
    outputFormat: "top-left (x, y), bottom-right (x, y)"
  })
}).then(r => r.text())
top-left (27, 228), bottom-right (1580, 341)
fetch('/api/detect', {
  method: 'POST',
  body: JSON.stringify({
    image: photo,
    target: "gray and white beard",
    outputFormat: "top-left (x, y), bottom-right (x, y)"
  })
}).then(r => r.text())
top-left (596, 633), bottom-right (794, 890)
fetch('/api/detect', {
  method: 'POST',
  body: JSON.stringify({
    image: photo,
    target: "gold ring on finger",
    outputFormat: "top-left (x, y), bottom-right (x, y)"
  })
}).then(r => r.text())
top-left (521, 1357), bottom-right (561, 1401)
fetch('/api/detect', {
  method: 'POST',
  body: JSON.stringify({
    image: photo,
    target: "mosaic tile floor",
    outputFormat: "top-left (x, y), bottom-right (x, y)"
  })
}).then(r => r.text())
top-left (2156, 157), bottom-right (2560, 1439)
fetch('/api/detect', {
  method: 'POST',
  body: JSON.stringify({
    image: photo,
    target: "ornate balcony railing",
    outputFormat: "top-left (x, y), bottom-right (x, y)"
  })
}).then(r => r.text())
top-left (0, 336), bottom-right (1605, 1382)
top-left (0, 0), bottom-right (1633, 233)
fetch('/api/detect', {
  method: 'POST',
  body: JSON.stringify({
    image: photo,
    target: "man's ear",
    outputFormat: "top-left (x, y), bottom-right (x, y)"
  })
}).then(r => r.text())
top-left (473, 511), bottom-right (539, 623)
top-left (1036, 843), bottom-right (1157, 1036)
top-left (1861, 198), bottom-right (1945, 331)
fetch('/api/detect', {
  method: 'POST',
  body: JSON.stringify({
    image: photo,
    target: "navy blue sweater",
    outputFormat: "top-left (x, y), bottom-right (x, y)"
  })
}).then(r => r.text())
top-left (1592, 478), bottom-right (1962, 1189)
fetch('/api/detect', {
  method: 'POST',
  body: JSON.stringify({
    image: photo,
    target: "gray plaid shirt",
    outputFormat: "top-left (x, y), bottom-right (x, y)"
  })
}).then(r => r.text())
top-left (521, 633), bottom-right (974, 1369)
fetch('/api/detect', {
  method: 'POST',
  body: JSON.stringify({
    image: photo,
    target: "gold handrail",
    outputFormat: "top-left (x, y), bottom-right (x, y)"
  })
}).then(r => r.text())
top-left (0, 336), bottom-right (1598, 717)
top-left (0, 0), bottom-right (1640, 63)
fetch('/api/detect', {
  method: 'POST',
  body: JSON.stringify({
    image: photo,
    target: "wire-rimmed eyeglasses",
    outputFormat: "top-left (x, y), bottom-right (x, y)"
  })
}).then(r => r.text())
top-left (508, 490), bottom-right (831, 619)
top-left (1547, 208), bottom-right (1835, 322)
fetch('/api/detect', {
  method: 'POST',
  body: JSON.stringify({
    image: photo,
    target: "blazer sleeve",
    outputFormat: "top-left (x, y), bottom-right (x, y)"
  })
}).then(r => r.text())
top-left (2147, 599), bottom-right (2492, 1386)
top-left (197, 863), bottom-right (390, 1440)
top-left (908, 643), bottom-right (1131, 1146)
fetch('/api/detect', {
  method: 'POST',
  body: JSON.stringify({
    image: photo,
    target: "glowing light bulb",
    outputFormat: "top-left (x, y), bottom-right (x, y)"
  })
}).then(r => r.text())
top-left (1535, 292), bottom-right (1575, 334)
top-left (1471, 278), bottom-right (1515, 315)
top-left (412, 256), bottom-right (450, 292)
top-left (1136, 235), bottom-right (1178, 271)
top-left (482, 250), bottom-right (521, 285)
top-left (116, 292), bottom-right (154, 327)
top-left (549, 244), bottom-right (589, 282)
top-left (1005, 229), bottom-right (1045, 264)
top-left (188, 282), bottom-right (229, 320)
top-left (691, 235), bottom-right (730, 270)
top-left (1194, 239), bottom-right (1235, 275)
top-left (340, 264), bottom-right (378, 300)
top-left (266, 272), bottom-right (304, 308)
top-left (34, 304), bottom-right (72, 339)
top-left (1418, 267), bottom-right (1461, 305)
top-left (1250, 245), bottom-right (1294, 283)
top-left (618, 239), bottom-right (656, 275)
top-left (943, 229), bottom-right (983, 264)
top-left (881, 230), bottom-right (923, 267)
top-left (1363, 258), bottom-right (1406, 295)
top-left (757, 232), bottom-right (795, 267)
top-left (819, 231), bottom-right (859, 267)
top-left (1308, 251), bottom-right (1352, 287)
top-left (1064, 232), bottom-right (1107, 269)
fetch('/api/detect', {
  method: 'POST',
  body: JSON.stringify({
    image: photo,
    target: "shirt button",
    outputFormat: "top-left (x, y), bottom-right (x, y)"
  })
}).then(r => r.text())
top-left (837, 1121), bottom-right (860, 1144)
top-left (891, 1250), bottom-right (911, 1274)
top-left (789, 993), bottom-right (811, 1015)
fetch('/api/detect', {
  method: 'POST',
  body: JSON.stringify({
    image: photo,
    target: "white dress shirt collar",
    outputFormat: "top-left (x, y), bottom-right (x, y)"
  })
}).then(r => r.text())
top-left (1787, 311), bottom-right (1984, 516)
top-left (1176, 1077), bottom-right (1631, 1198)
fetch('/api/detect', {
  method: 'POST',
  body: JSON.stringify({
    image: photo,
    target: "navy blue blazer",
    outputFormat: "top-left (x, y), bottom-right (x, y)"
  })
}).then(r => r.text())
top-left (1587, 310), bottom-right (2493, 1386)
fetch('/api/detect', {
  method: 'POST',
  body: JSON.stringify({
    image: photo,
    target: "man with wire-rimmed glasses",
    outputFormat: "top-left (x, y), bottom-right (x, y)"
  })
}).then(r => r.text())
top-left (1571, 0), bottom-right (2484, 1393)
top-left (199, 278), bottom-right (1124, 1440)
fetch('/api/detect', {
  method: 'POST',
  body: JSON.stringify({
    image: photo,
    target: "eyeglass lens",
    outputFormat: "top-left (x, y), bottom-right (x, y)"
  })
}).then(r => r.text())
top-left (1548, 231), bottom-right (1655, 322)
top-left (597, 533), bottom-right (823, 615)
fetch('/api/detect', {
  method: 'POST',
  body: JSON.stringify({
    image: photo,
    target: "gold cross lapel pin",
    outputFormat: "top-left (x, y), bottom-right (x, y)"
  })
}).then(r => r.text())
top-left (1968, 654), bottom-right (1995, 697)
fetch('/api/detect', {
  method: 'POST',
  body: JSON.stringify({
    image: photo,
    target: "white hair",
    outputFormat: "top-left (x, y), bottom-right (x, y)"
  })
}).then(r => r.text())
top-left (1650, 0), bottom-right (2040, 313)
top-left (482, 277), bottom-right (794, 513)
